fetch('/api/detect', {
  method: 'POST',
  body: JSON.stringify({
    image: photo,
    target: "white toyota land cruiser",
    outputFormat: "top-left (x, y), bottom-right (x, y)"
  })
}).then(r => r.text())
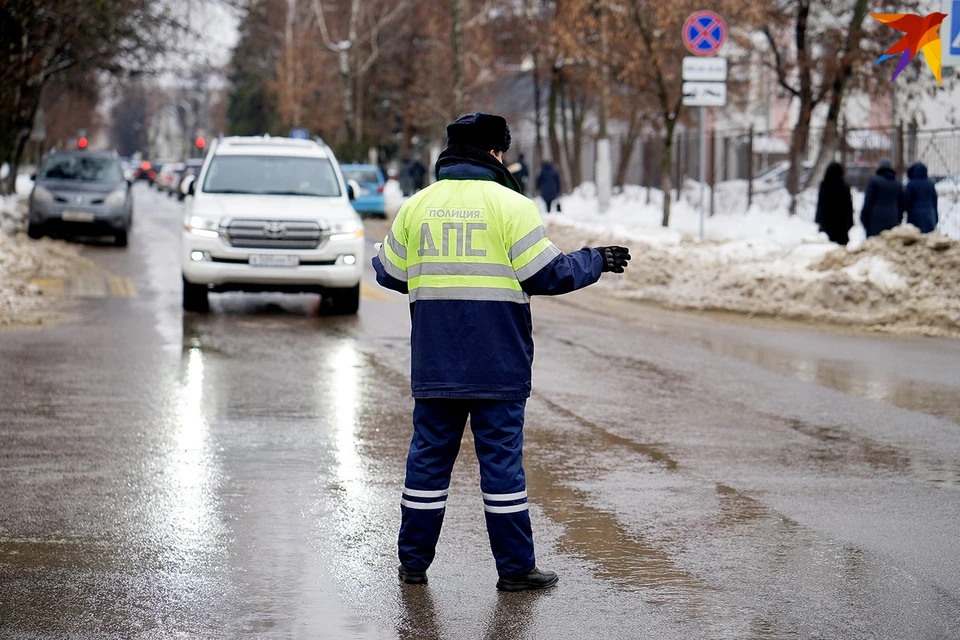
top-left (181, 136), bottom-right (364, 314)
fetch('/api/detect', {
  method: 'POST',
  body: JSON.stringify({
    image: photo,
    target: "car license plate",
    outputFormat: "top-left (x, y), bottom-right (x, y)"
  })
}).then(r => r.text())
top-left (61, 210), bottom-right (95, 223)
top-left (360, 188), bottom-right (371, 196)
top-left (249, 254), bottom-right (299, 267)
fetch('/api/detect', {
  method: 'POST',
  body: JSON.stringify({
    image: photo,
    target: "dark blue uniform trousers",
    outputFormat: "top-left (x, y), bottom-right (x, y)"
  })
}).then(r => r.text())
top-left (399, 398), bottom-right (535, 578)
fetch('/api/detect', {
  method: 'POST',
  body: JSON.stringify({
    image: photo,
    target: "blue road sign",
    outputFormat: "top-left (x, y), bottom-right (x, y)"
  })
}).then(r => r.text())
top-left (682, 11), bottom-right (727, 57)
top-left (951, 1), bottom-right (960, 55)
top-left (289, 128), bottom-right (309, 139)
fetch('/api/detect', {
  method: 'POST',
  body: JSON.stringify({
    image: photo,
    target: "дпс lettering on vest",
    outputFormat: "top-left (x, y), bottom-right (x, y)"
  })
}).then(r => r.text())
top-left (419, 207), bottom-right (487, 258)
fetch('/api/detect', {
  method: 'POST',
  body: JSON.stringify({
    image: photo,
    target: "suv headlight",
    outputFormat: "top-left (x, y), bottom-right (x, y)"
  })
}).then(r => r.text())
top-left (105, 188), bottom-right (127, 206)
top-left (328, 218), bottom-right (364, 241)
top-left (32, 186), bottom-right (53, 203)
top-left (184, 214), bottom-right (220, 238)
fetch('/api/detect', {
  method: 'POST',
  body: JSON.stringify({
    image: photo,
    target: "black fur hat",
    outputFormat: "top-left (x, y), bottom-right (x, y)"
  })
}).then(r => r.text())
top-left (446, 112), bottom-right (511, 153)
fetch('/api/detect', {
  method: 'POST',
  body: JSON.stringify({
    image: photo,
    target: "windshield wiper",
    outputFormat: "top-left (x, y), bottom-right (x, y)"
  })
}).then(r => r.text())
top-left (260, 191), bottom-right (331, 197)
top-left (204, 189), bottom-right (258, 194)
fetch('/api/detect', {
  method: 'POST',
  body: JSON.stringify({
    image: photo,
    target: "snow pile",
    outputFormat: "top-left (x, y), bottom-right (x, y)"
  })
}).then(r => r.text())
top-left (0, 193), bottom-right (89, 327)
top-left (546, 191), bottom-right (960, 336)
top-left (554, 183), bottom-right (830, 247)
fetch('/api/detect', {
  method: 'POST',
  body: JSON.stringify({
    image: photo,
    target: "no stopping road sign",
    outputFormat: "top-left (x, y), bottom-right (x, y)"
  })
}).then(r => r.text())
top-left (683, 11), bottom-right (727, 56)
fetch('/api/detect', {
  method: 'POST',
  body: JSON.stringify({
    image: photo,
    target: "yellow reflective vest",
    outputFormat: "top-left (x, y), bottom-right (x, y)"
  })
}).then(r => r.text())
top-left (374, 178), bottom-right (602, 399)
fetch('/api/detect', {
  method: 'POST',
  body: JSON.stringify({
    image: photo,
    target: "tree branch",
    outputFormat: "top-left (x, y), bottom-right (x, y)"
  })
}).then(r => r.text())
top-left (762, 26), bottom-right (800, 99)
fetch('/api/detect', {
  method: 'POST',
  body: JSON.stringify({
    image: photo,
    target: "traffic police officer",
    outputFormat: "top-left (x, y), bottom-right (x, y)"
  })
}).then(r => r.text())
top-left (373, 112), bottom-right (631, 591)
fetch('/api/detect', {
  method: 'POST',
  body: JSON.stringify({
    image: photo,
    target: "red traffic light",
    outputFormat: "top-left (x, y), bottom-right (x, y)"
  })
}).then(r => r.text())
top-left (195, 137), bottom-right (206, 149)
top-left (77, 137), bottom-right (88, 149)
top-left (140, 161), bottom-right (150, 170)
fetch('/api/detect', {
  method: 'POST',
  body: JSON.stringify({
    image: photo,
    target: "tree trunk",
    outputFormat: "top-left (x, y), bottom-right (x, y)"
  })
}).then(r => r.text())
top-left (0, 78), bottom-right (44, 195)
top-left (786, 99), bottom-right (812, 215)
top-left (571, 97), bottom-right (584, 189)
top-left (786, 0), bottom-right (812, 215)
top-left (354, 75), bottom-right (365, 161)
top-left (338, 49), bottom-right (357, 158)
top-left (661, 118), bottom-right (676, 227)
top-left (547, 65), bottom-right (562, 177)
top-left (559, 76), bottom-right (573, 191)
top-left (533, 57), bottom-right (543, 170)
top-left (809, 0), bottom-right (870, 188)
top-left (450, 0), bottom-right (464, 115)
top-left (615, 109), bottom-right (640, 188)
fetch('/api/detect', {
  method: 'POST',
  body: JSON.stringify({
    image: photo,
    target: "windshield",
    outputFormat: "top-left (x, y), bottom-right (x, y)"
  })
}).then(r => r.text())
top-left (42, 156), bottom-right (123, 182)
top-left (202, 155), bottom-right (342, 197)
top-left (342, 169), bottom-right (380, 184)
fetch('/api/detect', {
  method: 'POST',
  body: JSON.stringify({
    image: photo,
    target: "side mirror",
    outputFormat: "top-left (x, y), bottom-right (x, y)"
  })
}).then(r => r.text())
top-left (187, 177), bottom-right (196, 196)
top-left (346, 179), bottom-right (360, 201)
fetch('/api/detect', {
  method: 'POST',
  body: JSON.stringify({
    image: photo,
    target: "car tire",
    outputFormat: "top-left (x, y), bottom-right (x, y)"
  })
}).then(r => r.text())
top-left (321, 284), bottom-right (360, 316)
top-left (115, 230), bottom-right (128, 247)
top-left (27, 223), bottom-right (44, 240)
top-left (182, 277), bottom-right (209, 312)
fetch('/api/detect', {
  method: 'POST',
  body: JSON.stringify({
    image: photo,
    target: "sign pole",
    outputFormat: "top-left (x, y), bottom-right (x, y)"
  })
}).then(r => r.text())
top-left (681, 10), bottom-right (726, 240)
top-left (699, 106), bottom-right (706, 241)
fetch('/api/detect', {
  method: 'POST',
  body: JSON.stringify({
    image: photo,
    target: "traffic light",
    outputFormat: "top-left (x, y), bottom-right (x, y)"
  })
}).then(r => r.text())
top-left (195, 137), bottom-right (206, 149)
top-left (77, 137), bottom-right (88, 149)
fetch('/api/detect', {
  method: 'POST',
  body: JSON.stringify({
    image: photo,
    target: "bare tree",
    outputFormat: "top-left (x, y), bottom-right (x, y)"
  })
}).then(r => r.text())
top-left (312, 0), bottom-right (410, 159)
top-left (0, 0), bottom-right (187, 193)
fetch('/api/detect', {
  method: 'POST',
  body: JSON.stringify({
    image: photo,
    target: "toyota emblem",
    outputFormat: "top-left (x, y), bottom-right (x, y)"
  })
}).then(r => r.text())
top-left (263, 221), bottom-right (286, 238)
top-left (74, 195), bottom-right (84, 205)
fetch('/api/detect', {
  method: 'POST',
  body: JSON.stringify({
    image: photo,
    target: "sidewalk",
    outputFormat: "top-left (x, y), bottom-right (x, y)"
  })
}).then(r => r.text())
top-left (544, 185), bottom-right (960, 338)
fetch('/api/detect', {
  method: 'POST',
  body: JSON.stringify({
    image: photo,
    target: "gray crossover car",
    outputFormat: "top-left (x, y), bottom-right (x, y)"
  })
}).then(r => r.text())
top-left (28, 151), bottom-right (133, 246)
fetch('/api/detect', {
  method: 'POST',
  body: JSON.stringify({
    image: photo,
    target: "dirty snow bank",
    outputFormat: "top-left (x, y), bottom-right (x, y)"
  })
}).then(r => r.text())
top-left (547, 214), bottom-right (960, 337)
top-left (0, 193), bottom-right (89, 327)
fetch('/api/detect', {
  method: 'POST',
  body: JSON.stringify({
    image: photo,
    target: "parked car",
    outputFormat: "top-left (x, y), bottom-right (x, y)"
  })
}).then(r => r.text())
top-left (176, 158), bottom-right (205, 201)
top-left (181, 135), bottom-right (364, 314)
top-left (340, 163), bottom-right (386, 218)
top-left (27, 150), bottom-right (133, 246)
top-left (157, 162), bottom-right (185, 195)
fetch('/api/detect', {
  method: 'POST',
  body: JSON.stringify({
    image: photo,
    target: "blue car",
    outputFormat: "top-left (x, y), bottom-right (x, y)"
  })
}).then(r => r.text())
top-left (340, 163), bottom-right (386, 218)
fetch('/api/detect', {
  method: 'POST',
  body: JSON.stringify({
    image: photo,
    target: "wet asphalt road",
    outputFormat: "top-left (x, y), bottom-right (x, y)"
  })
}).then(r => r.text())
top-left (2, 184), bottom-right (960, 639)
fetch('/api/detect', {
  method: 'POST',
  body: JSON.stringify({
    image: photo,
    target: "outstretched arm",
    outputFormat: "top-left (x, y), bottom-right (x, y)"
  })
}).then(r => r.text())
top-left (517, 245), bottom-right (604, 296)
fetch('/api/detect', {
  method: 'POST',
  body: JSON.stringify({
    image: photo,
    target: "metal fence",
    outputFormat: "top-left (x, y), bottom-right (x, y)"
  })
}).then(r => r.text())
top-left (529, 124), bottom-right (960, 239)
top-left (506, 120), bottom-right (960, 238)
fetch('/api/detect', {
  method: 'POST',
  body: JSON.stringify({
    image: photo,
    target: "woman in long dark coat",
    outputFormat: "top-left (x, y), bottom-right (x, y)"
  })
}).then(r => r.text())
top-left (815, 162), bottom-right (854, 245)
top-left (861, 158), bottom-right (903, 237)
top-left (902, 162), bottom-right (939, 233)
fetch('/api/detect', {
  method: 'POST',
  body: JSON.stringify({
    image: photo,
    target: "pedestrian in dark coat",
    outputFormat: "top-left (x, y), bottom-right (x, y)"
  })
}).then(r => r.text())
top-left (536, 161), bottom-right (561, 213)
top-left (860, 158), bottom-right (903, 237)
top-left (902, 162), bottom-right (939, 233)
top-left (408, 158), bottom-right (427, 193)
top-left (814, 162), bottom-right (854, 245)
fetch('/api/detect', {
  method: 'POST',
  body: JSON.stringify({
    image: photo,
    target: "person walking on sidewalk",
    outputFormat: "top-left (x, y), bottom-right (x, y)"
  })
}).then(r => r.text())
top-left (902, 162), bottom-right (939, 233)
top-left (815, 162), bottom-right (854, 245)
top-left (372, 112), bottom-right (631, 592)
top-left (861, 158), bottom-right (903, 238)
top-left (536, 161), bottom-right (561, 213)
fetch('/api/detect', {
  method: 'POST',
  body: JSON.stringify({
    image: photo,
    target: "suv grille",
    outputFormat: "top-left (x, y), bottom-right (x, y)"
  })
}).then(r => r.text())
top-left (223, 219), bottom-right (324, 249)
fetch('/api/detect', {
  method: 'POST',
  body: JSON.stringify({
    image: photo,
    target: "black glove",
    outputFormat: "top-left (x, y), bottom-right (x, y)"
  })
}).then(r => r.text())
top-left (594, 246), bottom-right (631, 273)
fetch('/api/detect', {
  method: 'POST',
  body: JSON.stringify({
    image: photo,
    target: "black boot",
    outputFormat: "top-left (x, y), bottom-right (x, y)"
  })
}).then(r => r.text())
top-left (496, 567), bottom-right (558, 592)
top-left (398, 566), bottom-right (428, 585)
